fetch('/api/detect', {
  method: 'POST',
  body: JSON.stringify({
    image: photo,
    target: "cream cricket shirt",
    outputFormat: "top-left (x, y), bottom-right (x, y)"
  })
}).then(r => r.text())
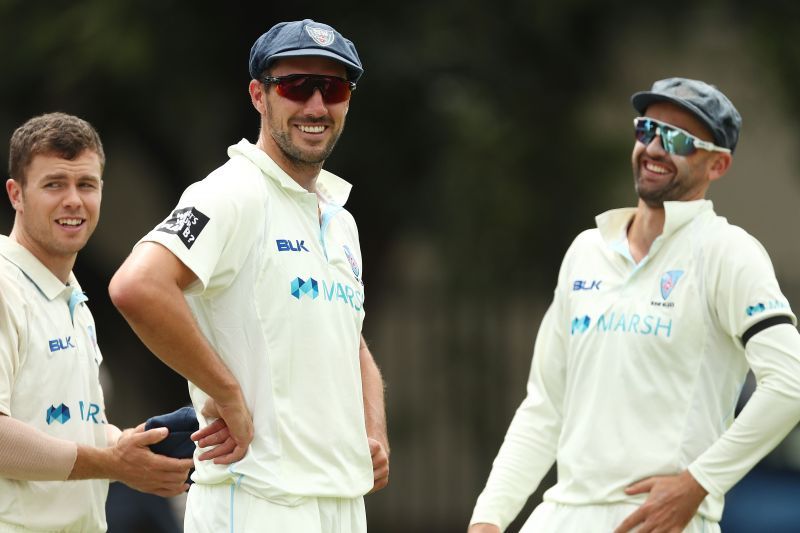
top-left (0, 236), bottom-right (108, 532)
top-left (471, 200), bottom-right (800, 529)
top-left (140, 140), bottom-right (372, 502)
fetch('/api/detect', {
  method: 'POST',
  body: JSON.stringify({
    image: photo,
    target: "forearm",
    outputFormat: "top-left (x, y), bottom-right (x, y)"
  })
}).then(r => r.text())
top-left (690, 325), bottom-right (800, 496)
top-left (0, 415), bottom-right (77, 481)
top-left (470, 398), bottom-right (559, 529)
top-left (360, 336), bottom-right (388, 451)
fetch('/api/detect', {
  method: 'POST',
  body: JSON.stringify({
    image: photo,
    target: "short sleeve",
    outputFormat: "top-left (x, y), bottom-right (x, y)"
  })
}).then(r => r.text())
top-left (708, 228), bottom-right (796, 345)
top-left (0, 274), bottom-right (24, 415)
top-left (139, 161), bottom-right (264, 293)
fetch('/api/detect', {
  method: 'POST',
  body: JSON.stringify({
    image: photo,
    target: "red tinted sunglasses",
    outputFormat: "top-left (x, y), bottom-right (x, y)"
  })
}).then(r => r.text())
top-left (261, 74), bottom-right (356, 104)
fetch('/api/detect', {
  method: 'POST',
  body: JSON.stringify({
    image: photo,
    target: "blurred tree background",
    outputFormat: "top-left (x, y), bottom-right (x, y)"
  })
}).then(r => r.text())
top-left (1, 1), bottom-right (799, 531)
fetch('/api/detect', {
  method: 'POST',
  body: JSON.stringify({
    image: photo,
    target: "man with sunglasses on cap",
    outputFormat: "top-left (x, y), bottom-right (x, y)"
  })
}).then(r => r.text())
top-left (468, 78), bottom-right (800, 532)
top-left (109, 19), bottom-right (388, 533)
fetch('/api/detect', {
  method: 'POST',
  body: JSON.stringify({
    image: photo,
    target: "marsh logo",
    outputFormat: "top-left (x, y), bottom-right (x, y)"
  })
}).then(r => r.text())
top-left (46, 404), bottom-right (70, 425)
top-left (746, 299), bottom-right (789, 317)
top-left (291, 277), bottom-right (319, 300)
top-left (290, 276), bottom-right (364, 311)
top-left (571, 315), bottom-right (591, 334)
top-left (570, 312), bottom-right (673, 337)
top-left (660, 270), bottom-right (684, 300)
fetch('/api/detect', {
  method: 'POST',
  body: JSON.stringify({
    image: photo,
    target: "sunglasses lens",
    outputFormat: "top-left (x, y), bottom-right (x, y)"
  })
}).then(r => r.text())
top-left (275, 76), bottom-right (351, 104)
top-left (661, 127), bottom-right (696, 156)
top-left (634, 119), bottom-right (657, 145)
top-left (634, 118), bottom-right (697, 156)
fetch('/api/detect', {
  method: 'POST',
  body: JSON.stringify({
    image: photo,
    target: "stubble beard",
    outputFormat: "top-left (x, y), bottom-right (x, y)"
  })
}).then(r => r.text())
top-left (267, 100), bottom-right (343, 170)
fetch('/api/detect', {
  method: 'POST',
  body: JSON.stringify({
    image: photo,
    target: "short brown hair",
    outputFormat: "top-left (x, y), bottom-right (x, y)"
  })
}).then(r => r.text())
top-left (8, 112), bottom-right (105, 186)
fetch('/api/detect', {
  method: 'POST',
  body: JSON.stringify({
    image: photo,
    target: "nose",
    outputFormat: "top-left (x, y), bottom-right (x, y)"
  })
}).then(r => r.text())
top-left (645, 131), bottom-right (668, 156)
top-left (303, 89), bottom-right (329, 118)
top-left (62, 183), bottom-right (83, 209)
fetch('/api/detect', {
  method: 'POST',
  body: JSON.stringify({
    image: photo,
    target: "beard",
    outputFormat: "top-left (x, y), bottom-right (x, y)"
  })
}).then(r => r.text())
top-left (632, 158), bottom-right (697, 208)
top-left (266, 100), bottom-right (343, 168)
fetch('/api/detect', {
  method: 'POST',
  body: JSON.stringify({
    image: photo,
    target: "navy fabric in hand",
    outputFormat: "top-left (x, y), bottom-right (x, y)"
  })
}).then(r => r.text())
top-left (145, 406), bottom-right (198, 484)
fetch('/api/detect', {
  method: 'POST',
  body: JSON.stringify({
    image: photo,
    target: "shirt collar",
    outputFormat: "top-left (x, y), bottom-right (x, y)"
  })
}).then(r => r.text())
top-left (595, 199), bottom-right (715, 247)
top-left (227, 139), bottom-right (353, 207)
top-left (0, 235), bottom-right (79, 302)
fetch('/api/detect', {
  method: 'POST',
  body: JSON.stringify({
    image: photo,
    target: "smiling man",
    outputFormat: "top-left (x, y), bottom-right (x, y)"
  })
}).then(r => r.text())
top-left (468, 78), bottom-right (800, 533)
top-left (0, 112), bottom-right (193, 532)
top-left (109, 20), bottom-right (388, 533)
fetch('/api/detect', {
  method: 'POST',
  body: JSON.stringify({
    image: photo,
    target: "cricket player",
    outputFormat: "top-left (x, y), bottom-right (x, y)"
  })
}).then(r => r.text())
top-left (468, 78), bottom-right (800, 532)
top-left (109, 19), bottom-right (388, 532)
top-left (0, 112), bottom-right (193, 532)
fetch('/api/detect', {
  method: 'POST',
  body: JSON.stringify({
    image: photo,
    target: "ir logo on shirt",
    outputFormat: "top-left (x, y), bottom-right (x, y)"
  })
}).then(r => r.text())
top-left (156, 207), bottom-right (210, 249)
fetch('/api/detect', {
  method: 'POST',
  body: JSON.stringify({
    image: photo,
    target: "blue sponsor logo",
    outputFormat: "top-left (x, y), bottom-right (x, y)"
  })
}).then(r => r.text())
top-left (571, 315), bottom-right (591, 334)
top-left (573, 280), bottom-right (602, 291)
top-left (746, 300), bottom-right (789, 317)
top-left (78, 401), bottom-right (106, 424)
top-left (660, 270), bottom-right (684, 300)
top-left (291, 277), bottom-right (319, 299)
top-left (570, 312), bottom-right (673, 337)
top-left (48, 337), bottom-right (75, 352)
top-left (46, 404), bottom-right (71, 425)
top-left (277, 239), bottom-right (310, 252)
top-left (290, 276), bottom-right (364, 311)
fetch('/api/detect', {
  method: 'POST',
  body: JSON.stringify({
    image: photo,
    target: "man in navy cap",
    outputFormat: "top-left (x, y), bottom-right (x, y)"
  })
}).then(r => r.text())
top-left (109, 19), bottom-right (388, 533)
top-left (468, 78), bottom-right (800, 532)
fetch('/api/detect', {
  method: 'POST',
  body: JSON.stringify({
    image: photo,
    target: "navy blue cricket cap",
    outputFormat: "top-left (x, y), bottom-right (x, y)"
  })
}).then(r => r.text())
top-left (249, 19), bottom-right (363, 83)
top-left (631, 77), bottom-right (742, 153)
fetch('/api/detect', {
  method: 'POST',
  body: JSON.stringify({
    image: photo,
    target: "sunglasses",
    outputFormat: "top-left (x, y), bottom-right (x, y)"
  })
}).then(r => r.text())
top-left (261, 74), bottom-right (356, 104)
top-left (633, 117), bottom-right (730, 156)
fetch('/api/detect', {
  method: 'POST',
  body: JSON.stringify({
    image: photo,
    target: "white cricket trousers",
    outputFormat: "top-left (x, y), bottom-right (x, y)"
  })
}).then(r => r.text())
top-left (184, 482), bottom-right (367, 533)
top-left (519, 501), bottom-right (721, 533)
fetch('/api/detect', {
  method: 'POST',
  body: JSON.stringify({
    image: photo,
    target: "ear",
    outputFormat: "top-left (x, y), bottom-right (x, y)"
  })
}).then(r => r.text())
top-left (5, 179), bottom-right (23, 211)
top-left (249, 79), bottom-right (266, 114)
top-left (707, 152), bottom-right (732, 182)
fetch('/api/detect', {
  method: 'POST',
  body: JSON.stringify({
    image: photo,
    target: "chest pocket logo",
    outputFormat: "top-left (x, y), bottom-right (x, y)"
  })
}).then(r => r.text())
top-left (660, 270), bottom-right (684, 300)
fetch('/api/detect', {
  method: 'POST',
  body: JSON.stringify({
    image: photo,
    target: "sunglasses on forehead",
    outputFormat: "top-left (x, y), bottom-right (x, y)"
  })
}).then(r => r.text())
top-left (633, 117), bottom-right (730, 156)
top-left (261, 74), bottom-right (356, 104)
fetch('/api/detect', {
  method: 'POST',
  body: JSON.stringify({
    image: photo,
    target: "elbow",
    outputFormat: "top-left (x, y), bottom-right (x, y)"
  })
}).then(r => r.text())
top-left (108, 265), bottom-right (151, 319)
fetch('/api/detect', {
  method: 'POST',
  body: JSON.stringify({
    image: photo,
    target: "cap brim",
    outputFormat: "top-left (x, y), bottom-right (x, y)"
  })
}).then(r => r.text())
top-left (268, 49), bottom-right (363, 82)
top-left (631, 92), bottom-right (721, 145)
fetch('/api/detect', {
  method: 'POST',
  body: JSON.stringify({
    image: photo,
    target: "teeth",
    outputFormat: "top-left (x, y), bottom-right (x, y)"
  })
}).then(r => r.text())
top-left (58, 218), bottom-right (83, 226)
top-left (645, 161), bottom-right (670, 174)
top-left (298, 125), bottom-right (325, 134)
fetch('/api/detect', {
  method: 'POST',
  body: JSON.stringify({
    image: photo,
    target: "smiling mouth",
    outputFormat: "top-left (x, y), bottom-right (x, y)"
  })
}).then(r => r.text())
top-left (56, 218), bottom-right (85, 227)
top-left (643, 160), bottom-right (671, 175)
top-left (297, 124), bottom-right (326, 134)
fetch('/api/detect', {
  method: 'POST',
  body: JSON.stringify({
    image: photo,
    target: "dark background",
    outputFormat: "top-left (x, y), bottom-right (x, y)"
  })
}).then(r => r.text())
top-left (1, 1), bottom-right (799, 531)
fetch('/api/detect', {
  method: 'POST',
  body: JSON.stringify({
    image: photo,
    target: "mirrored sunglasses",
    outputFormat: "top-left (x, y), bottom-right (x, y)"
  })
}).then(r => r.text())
top-left (261, 74), bottom-right (355, 104)
top-left (633, 117), bottom-right (730, 156)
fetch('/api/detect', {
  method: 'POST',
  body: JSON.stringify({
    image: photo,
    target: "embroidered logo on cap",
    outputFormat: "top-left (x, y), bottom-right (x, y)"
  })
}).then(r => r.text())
top-left (305, 25), bottom-right (335, 46)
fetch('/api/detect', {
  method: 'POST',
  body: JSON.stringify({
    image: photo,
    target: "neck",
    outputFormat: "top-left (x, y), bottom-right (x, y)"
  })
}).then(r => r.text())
top-left (257, 138), bottom-right (322, 193)
top-left (9, 226), bottom-right (75, 284)
top-left (627, 200), bottom-right (666, 263)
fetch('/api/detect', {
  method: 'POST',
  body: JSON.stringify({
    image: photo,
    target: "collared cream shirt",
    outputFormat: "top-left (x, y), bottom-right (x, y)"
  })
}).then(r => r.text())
top-left (0, 236), bottom-right (108, 532)
top-left (471, 200), bottom-right (800, 529)
top-left (140, 140), bottom-right (372, 503)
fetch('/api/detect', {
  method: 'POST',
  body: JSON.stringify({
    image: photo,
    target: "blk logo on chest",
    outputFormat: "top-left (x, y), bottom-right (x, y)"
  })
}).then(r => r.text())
top-left (573, 280), bottom-right (602, 291)
top-left (48, 337), bottom-right (76, 352)
top-left (276, 239), bottom-right (310, 252)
